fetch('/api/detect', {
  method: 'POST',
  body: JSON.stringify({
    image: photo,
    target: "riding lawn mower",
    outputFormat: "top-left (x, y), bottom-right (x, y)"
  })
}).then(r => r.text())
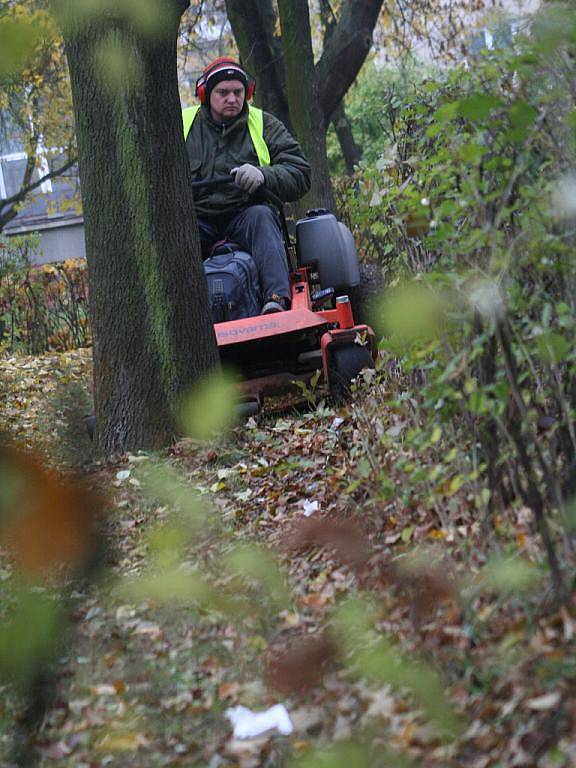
top-left (198, 177), bottom-right (378, 415)
top-left (86, 180), bottom-right (378, 436)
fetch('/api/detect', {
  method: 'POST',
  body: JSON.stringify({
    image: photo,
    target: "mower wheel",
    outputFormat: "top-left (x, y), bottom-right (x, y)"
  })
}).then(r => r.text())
top-left (327, 343), bottom-right (375, 403)
top-left (236, 400), bottom-right (260, 419)
top-left (345, 263), bottom-right (384, 326)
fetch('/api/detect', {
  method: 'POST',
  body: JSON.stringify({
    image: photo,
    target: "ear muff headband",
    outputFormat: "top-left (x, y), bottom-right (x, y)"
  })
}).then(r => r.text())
top-left (195, 61), bottom-right (255, 104)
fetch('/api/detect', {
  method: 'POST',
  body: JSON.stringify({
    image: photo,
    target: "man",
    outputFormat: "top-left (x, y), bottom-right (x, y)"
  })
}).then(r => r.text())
top-left (183, 57), bottom-right (311, 314)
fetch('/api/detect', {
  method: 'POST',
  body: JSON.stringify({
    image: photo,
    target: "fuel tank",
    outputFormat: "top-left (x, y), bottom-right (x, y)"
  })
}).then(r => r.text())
top-left (296, 208), bottom-right (361, 291)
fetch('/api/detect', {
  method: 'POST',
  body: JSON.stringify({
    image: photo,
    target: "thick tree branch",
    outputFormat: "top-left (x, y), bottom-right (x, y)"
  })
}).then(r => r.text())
top-left (277, 0), bottom-right (334, 211)
top-left (225, 0), bottom-right (290, 127)
top-left (316, 0), bottom-right (384, 125)
top-left (320, 0), bottom-right (362, 173)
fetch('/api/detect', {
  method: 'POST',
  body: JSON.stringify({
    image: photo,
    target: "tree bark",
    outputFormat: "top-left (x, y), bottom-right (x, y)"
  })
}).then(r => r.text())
top-left (225, 0), bottom-right (291, 129)
top-left (316, 0), bottom-right (383, 125)
top-left (332, 102), bottom-right (362, 174)
top-left (277, 0), bottom-right (335, 213)
top-left (52, 0), bottom-right (219, 454)
top-left (320, 0), bottom-right (362, 175)
top-left (226, 0), bottom-right (383, 208)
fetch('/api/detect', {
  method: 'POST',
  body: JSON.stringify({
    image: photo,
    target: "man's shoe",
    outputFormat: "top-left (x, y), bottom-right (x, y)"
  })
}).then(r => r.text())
top-left (262, 299), bottom-right (285, 314)
top-left (262, 294), bottom-right (289, 314)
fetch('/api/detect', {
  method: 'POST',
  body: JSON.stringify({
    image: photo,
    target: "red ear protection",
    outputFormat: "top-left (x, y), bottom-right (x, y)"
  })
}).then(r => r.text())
top-left (196, 79), bottom-right (207, 104)
top-left (195, 58), bottom-right (255, 104)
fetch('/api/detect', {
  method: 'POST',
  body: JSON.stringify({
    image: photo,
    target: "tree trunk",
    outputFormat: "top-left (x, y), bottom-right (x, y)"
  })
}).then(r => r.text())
top-left (277, 0), bottom-right (335, 213)
top-left (320, 0), bottom-right (362, 175)
top-left (316, 0), bottom-right (383, 125)
top-left (331, 102), bottom-right (362, 175)
top-left (53, 0), bottom-right (219, 454)
top-left (226, 0), bottom-right (383, 209)
top-left (225, 0), bottom-right (291, 129)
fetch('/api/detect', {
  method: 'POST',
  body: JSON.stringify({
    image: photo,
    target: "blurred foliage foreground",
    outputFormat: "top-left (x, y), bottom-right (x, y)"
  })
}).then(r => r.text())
top-left (1, 357), bottom-right (575, 766)
top-left (1, 3), bottom-right (576, 767)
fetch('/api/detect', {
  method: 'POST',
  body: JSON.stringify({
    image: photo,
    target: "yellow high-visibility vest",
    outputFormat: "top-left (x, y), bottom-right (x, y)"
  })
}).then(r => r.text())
top-left (182, 104), bottom-right (271, 167)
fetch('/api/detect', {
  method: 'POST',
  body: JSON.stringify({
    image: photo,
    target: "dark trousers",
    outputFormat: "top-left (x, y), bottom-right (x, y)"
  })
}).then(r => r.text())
top-left (197, 205), bottom-right (290, 304)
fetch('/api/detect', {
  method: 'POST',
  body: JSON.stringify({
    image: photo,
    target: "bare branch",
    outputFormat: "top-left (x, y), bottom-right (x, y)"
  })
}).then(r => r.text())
top-left (0, 157), bottom-right (77, 231)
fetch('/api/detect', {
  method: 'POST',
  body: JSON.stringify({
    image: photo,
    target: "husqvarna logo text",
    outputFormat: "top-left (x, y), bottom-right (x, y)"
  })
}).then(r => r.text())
top-left (217, 321), bottom-right (279, 339)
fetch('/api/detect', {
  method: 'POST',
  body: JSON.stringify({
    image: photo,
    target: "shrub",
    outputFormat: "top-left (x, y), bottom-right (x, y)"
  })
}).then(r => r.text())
top-left (343, 8), bottom-right (576, 602)
top-left (0, 235), bottom-right (91, 354)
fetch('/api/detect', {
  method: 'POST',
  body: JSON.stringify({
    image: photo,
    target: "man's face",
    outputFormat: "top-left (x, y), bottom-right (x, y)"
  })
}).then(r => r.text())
top-left (209, 79), bottom-right (246, 122)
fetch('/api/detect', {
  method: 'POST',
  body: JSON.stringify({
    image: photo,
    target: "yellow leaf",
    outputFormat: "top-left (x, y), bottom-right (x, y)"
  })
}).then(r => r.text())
top-left (96, 732), bottom-right (149, 752)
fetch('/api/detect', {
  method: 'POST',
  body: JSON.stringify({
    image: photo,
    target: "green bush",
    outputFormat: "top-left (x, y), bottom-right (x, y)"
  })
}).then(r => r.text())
top-left (344, 7), bottom-right (576, 600)
top-left (327, 58), bottom-right (434, 175)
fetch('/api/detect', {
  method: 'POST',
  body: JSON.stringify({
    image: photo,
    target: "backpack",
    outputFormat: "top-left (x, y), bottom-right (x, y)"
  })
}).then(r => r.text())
top-left (203, 245), bottom-right (262, 323)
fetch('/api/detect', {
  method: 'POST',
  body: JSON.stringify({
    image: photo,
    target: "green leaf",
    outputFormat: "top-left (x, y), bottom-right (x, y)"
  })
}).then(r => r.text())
top-left (433, 101), bottom-right (461, 123)
top-left (0, 588), bottom-right (61, 684)
top-left (509, 101), bottom-right (538, 129)
top-left (459, 94), bottom-right (503, 122)
top-left (481, 556), bottom-right (541, 594)
top-left (295, 742), bottom-right (371, 768)
top-left (449, 475), bottom-right (465, 494)
top-left (458, 142), bottom-right (485, 164)
top-left (468, 389), bottom-right (487, 415)
top-left (401, 525), bottom-right (413, 543)
top-left (357, 458), bottom-right (371, 478)
top-left (536, 332), bottom-right (570, 365)
top-left (430, 426), bottom-right (442, 444)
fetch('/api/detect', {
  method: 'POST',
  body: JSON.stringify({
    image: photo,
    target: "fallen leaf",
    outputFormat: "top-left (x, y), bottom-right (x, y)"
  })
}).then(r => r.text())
top-left (90, 684), bottom-right (118, 697)
top-left (95, 732), bottom-right (149, 751)
top-left (525, 692), bottom-right (561, 710)
top-left (218, 681), bottom-right (241, 701)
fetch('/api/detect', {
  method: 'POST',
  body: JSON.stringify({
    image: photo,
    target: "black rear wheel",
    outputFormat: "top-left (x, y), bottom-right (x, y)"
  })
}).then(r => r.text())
top-left (327, 343), bottom-right (375, 402)
top-left (345, 263), bottom-right (384, 326)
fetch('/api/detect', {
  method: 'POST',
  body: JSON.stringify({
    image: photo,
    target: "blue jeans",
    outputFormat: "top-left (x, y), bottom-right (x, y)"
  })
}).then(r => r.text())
top-left (197, 205), bottom-right (290, 305)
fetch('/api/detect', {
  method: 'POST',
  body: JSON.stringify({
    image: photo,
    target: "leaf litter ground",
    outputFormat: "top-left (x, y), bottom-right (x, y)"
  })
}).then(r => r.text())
top-left (0, 349), bottom-right (575, 767)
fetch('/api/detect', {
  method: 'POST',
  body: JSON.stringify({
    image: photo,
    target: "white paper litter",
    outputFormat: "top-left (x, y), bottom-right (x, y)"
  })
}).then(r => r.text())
top-left (331, 417), bottom-right (345, 430)
top-left (303, 499), bottom-right (319, 517)
top-left (225, 704), bottom-right (293, 739)
top-left (115, 470), bottom-right (131, 481)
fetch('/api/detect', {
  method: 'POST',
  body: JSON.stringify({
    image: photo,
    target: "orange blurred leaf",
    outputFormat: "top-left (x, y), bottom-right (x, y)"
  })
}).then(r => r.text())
top-left (0, 446), bottom-right (102, 577)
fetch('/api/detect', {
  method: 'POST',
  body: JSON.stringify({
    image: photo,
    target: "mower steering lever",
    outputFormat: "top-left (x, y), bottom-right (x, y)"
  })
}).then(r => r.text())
top-left (190, 175), bottom-right (235, 190)
top-left (190, 175), bottom-right (284, 210)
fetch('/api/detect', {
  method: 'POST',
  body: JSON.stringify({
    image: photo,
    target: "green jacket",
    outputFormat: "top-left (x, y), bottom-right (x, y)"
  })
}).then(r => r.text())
top-left (184, 103), bottom-right (311, 221)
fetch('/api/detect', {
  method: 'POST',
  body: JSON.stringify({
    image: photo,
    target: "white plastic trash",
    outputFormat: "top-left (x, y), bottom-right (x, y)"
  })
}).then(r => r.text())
top-left (303, 499), bottom-right (319, 517)
top-left (225, 704), bottom-right (294, 739)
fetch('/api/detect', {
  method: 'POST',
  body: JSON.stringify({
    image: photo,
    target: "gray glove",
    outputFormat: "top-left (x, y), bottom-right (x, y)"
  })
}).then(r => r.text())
top-left (231, 164), bottom-right (265, 194)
